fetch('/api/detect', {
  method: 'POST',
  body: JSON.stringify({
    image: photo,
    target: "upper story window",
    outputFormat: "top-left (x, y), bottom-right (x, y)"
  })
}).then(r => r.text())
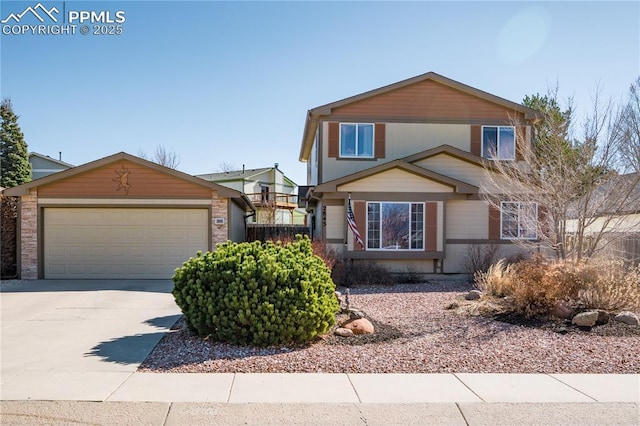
top-left (340, 123), bottom-right (374, 158)
top-left (482, 126), bottom-right (515, 160)
top-left (501, 201), bottom-right (538, 240)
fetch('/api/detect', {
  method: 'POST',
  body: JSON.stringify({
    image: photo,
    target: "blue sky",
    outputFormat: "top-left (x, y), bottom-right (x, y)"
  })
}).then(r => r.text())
top-left (1, 1), bottom-right (638, 186)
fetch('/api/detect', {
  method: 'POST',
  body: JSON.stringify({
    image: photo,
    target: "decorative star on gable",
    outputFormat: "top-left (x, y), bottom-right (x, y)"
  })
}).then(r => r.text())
top-left (113, 165), bottom-right (131, 194)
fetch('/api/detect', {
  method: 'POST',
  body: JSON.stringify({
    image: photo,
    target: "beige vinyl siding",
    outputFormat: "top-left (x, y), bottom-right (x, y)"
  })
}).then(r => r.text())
top-left (322, 122), bottom-right (471, 182)
top-left (385, 123), bottom-right (470, 157)
top-left (446, 200), bottom-right (489, 239)
top-left (325, 205), bottom-right (345, 239)
top-left (338, 169), bottom-right (453, 193)
top-left (414, 154), bottom-right (487, 186)
top-left (443, 244), bottom-right (469, 273)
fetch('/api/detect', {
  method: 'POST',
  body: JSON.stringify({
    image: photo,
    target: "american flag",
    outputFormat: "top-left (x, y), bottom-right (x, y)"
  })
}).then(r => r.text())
top-left (347, 197), bottom-right (364, 249)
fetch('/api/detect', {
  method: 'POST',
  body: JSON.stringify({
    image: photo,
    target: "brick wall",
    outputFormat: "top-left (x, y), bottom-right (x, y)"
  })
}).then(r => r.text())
top-left (211, 194), bottom-right (229, 249)
top-left (20, 189), bottom-right (38, 279)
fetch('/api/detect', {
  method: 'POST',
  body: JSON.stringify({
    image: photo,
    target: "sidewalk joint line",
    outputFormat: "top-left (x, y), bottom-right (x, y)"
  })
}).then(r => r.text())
top-left (547, 374), bottom-right (598, 402)
top-left (352, 402), bottom-right (369, 425)
top-left (452, 373), bottom-right (485, 402)
top-left (227, 373), bottom-right (237, 403)
top-left (103, 371), bottom-right (136, 402)
top-left (162, 402), bottom-right (173, 426)
top-left (455, 402), bottom-right (471, 426)
top-left (346, 374), bottom-right (363, 403)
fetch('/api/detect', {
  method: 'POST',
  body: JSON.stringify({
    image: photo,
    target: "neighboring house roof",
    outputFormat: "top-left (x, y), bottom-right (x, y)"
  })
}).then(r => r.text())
top-left (197, 167), bottom-right (272, 182)
top-left (313, 157), bottom-right (479, 194)
top-left (590, 173), bottom-right (640, 216)
top-left (197, 166), bottom-right (298, 187)
top-left (299, 71), bottom-right (542, 162)
top-left (29, 152), bottom-right (75, 168)
top-left (5, 152), bottom-right (254, 210)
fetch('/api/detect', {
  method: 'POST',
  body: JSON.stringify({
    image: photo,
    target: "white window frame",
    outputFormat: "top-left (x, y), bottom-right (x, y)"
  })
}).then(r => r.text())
top-left (339, 123), bottom-right (375, 158)
top-left (482, 125), bottom-right (516, 161)
top-left (500, 201), bottom-right (538, 240)
top-left (366, 201), bottom-right (424, 251)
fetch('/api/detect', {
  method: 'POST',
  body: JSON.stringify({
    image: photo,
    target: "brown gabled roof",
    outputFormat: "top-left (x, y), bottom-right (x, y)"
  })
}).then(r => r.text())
top-left (4, 152), bottom-right (251, 206)
top-left (313, 159), bottom-right (478, 194)
top-left (299, 71), bottom-right (541, 162)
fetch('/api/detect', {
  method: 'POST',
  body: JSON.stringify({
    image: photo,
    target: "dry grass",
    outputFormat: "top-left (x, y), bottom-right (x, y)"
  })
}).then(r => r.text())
top-left (474, 257), bottom-right (640, 317)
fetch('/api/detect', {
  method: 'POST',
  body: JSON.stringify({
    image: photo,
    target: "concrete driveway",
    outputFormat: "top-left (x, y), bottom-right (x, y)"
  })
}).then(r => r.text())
top-left (0, 280), bottom-right (181, 400)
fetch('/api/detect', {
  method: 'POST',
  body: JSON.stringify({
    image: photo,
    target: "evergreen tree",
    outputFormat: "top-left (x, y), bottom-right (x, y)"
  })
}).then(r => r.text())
top-left (0, 99), bottom-right (31, 187)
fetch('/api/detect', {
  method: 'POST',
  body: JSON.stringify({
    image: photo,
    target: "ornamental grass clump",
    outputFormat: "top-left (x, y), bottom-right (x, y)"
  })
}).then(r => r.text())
top-left (474, 256), bottom-right (640, 318)
top-left (172, 235), bottom-right (340, 347)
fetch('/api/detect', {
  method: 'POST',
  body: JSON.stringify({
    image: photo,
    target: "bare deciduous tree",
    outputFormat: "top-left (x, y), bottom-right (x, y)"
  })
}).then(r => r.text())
top-left (481, 84), bottom-right (640, 263)
top-left (138, 145), bottom-right (180, 169)
top-left (217, 161), bottom-right (237, 172)
top-left (616, 77), bottom-right (640, 172)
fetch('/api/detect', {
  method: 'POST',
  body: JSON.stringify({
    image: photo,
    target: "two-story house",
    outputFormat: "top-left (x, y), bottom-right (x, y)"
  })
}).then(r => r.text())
top-left (198, 164), bottom-right (304, 224)
top-left (298, 72), bottom-right (540, 273)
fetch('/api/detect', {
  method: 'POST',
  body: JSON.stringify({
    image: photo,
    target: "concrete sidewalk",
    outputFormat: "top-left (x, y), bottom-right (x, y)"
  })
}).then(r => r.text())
top-left (1, 373), bottom-right (638, 425)
top-left (2, 372), bottom-right (638, 403)
top-left (1, 401), bottom-right (638, 425)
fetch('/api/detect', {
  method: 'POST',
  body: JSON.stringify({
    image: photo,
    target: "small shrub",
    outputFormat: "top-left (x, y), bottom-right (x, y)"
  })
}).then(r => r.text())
top-left (578, 261), bottom-right (640, 311)
top-left (508, 256), bottom-right (557, 317)
top-left (465, 243), bottom-right (500, 274)
top-left (310, 240), bottom-right (338, 270)
top-left (332, 260), bottom-right (394, 287)
top-left (396, 265), bottom-right (424, 284)
top-left (172, 235), bottom-right (340, 347)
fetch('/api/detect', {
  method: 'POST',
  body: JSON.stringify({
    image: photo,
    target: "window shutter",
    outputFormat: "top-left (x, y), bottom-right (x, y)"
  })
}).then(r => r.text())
top-left (374, 123), bottom-right (385, 159)
top-left (515, 126), bottom-right (526, 161)
top-left (425, 202), bottom-right (438, 252)
top-left (470, 125), bottom-right (481, 156)
top-left (353, 201), bottom-right (365, 251)
top-left (328, 122), bottom-right (339, 158)
top-left (488, 204), bottom-right (501, 240)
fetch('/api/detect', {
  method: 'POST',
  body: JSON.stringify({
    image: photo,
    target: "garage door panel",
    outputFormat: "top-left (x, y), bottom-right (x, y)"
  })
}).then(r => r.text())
top-left (44, 208), bottom-right (209, 279)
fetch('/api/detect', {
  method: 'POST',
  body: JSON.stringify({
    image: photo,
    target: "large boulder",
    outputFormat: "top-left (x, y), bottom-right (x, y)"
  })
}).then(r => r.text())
top-left (334, 327), bottom-right (354, 337)
top-left (614, 311), bottom-right (639, 326)
top-left (572, 311), bottom-right (599, 327)
top-left (464, 290), bottom-right (482, 301)
top-left (343, 318), bottom-right (375, 335)
top-left (550, 302), bottom-right (575, 320)
top-left (347, 308), bottom-right (366, 319)
top-left (595, 309), bottom-right (610, 325)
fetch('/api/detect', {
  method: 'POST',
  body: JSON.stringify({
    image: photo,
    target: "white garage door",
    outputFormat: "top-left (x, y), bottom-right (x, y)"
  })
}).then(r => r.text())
top-left (44, 208), bottom-right (209, 279)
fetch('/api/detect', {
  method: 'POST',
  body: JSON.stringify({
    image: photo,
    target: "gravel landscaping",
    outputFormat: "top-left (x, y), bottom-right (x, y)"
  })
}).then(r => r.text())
top-left (140, 280), bottom-right (640, 374)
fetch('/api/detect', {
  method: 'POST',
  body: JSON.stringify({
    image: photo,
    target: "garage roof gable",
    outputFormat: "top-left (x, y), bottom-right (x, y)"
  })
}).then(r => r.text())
top-left (4, 152), bottom-right (246, 201)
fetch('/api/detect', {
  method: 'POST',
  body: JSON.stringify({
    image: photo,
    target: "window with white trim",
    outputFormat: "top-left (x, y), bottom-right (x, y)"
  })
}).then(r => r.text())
top-left (482, 126), bottom-right (515, 160)
top-left (501, 201), bottom-right (538, 239)
top-left (340, 123), bottom-right (374, 158)
top-left (366, 202), bottom-right (424, 250)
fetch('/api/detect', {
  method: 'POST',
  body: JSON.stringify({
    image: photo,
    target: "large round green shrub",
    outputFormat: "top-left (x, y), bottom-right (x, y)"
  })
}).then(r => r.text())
top-left (172, 235), bottom-right (340, 347)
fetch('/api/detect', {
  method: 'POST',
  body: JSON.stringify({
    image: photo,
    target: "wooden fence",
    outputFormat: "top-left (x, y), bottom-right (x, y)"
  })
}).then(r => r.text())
top-left (246, 224), bottom-right (310, 242)
top-left (598, 234), bottom-right (640, 266)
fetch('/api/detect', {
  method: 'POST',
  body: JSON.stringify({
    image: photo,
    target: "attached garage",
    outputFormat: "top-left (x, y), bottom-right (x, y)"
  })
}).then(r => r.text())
top-left (4, 152), bottom-right (253, 280)
top-left (44, 207), bottom-right (209, 279)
